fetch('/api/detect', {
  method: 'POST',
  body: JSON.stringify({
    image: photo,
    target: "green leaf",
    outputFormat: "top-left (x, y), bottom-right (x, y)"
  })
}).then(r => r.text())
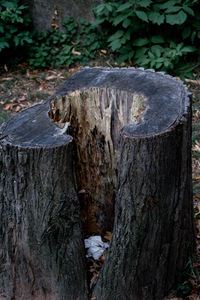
top-left (135, 11), bottom-right (148, 22)
top-left (182, 27), bottom-right (191, 40)
top-left (117, 2), bottom-right (133, 12)
top-left (182, 6), bottom-right (194, 16)
top-left (18, 4), bottom-right (28, 10)
top-left (94, 18), bottom-right (105, 25)
top-left (151, 35), bottom-right (165, 43)
top-left (181, 46), bottom-right (196, 53)
top-left (151, 45), bottom-right (163, 57)
top-left (122, 18), bottom-right (131, 28)
top-left (191, 31), bottom-right (196, 43)
top-left (120, 44), bottom-right (133, 54)
top-left (105, 3), bottom-right (113, 12)
top-left (158, 0), bottom-right (177, 10)
top-left (14, 36), bottom-right (19, 46)
top-left (110, 39), bottom-right (122, 51)
top-left (62, 45), bottom-right (71, 54)
top-left (0, 41), bottom-right (9, 51)
top-left (166, 11), bottom-right (187, 25)
top-left (148, 12), bottom-right (164, 25)
top-left (124, 30), bottom-right (132, 41)
top-left (113, 14), bottom-right (127, 26)
top-left (148, 51), bottom-right (155, 59)
top-left (24, 36), bottom-right (33, 44)
top-left (133, 38), bottom-right (149, 46)
top-left (1, 1), bottom-right (16, 8)
top-left (138, 0), bottom-right (152, 8)
top-left (155, 62), bottom-right (163, 69)
top-left (135, 47), bottom-right (147, 59)
top-left (165, 6), bottom-right (182, 13)
top-left (135, 56), bottom-right (150, 66)
top-left (10, 27), bottom-right (18, 34)
top-left (107, 30), bottom-right (124, 42)
top-left (118, 50), bottom-right (134, 63)
top-left (95, 4), bottom-right (105, 14)
top-left (0, 26), bottom-right (4, 33)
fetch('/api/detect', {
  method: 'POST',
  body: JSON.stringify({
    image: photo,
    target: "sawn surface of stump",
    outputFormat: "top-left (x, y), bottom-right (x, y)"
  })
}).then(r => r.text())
top-left (0, 67), bottom-right (194, 300)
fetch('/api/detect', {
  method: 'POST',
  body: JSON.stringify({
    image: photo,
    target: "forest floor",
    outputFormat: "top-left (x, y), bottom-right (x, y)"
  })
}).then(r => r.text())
top-left (0, 65), bottom-right (200, 299)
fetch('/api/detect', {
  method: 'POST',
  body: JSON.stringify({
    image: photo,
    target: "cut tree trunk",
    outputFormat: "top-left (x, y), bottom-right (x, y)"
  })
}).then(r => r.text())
top-left (0, 103), bottom-right (88, 300)
top-left (0, 67), bottom-right (194, 300)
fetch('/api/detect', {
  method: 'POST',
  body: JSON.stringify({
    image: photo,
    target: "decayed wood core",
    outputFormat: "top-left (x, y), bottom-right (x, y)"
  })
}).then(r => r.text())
top-left (49, 88), bottom-right (147, 235)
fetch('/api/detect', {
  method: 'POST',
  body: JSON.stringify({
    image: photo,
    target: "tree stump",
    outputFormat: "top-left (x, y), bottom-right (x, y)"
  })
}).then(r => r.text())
top-left (0, 67), bottom-right (194, 300)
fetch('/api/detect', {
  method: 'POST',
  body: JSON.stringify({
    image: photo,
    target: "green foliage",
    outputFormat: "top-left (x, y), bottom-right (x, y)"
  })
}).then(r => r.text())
top-left (0, 0), bottom-right (33, 58)
top-left (27, 18), bottom-right (104, 68)
top-left (1, 0), bottom-right (200, 75)
top-left (93, 0), bottom-right (200, 75)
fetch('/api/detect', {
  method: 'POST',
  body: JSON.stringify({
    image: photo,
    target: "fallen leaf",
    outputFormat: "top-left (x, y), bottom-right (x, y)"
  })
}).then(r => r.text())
top-left (193, 262), bottom-right (200, 268)
top-left (51, 22), bottom-right (59, 30)
top-left (72, 48), bottom-right (81, 56)
top-left (78, 189), bottom-right (86, 194)
top-left (26, 69), bottom-right (30, 78)
top-left (68, 67), bottom-right (80, 73)
top-left (90, 272), bottom-right (99, 289)
top-left (45, 75), bottom-right (58, 80)
top-left (15, 106), bottom-right (21, 112)
top-left (1, 77), bottom-right (13, 81)
top-left (185, 78), bottom-right (200, 85)
top-left (194, 174), bottom-right (200, 180)
top-left (3, 103), bottom-right (14, 111)
top-left (4, 64), bottom-right (8, 72)
top-left (18, 96), bottom-right (26, 102)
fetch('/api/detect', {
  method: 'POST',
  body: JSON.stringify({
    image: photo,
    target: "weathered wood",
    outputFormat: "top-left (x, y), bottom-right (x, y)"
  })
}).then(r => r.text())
top-left (0, 104), bottom-right (88, 299)
top-left (0, 67), bottom-right (194, 300)
top-left (93, 118), bottom-right (193, 299)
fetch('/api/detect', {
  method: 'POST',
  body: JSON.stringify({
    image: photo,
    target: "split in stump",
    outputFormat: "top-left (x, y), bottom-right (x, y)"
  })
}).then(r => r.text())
top-left (0, 67), bottom-right (194, 300)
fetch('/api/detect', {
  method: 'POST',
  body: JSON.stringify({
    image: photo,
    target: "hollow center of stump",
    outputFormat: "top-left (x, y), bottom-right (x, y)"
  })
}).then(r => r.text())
top-left (49, 88), bottom-right (146, 235)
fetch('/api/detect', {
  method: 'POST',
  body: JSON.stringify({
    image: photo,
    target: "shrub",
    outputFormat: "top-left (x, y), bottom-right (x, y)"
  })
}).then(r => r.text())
top-left (0, 0), bottom-right (33, 63)
top-left (93, 0), bottom-right (200, 76)
top-left (27, 18), bottom-right (104, 68)
top-left (1, 0), bottom-right (200, 77)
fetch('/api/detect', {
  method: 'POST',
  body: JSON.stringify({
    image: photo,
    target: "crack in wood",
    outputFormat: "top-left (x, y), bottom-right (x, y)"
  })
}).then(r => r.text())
top-left (49, 88), bottom-right (147, 235)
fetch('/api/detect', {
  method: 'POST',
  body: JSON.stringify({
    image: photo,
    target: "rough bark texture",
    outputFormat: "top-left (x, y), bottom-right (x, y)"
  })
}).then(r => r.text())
top-left (0, 67), bottom-right (194, 300)
top-left (0, 105), bottom-right (88, 299)
top-left (93, 121), bottom-right (193, 300)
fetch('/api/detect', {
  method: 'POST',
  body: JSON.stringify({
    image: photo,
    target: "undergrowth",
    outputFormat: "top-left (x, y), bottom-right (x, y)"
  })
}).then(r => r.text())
top-left (1, 0), bottom-right (200, 76)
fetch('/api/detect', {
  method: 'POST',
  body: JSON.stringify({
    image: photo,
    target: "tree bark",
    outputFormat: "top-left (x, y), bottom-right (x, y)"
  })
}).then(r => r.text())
top-left (93, 120), bottom-right (193, 300)
top-left (0, 67), bottom-right (194, 300)
top-left (0, 104), bottom-right (88, 300)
